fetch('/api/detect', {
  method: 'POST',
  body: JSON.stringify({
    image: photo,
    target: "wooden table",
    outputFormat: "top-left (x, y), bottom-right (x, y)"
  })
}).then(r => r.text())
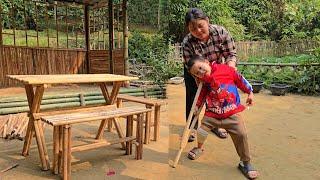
top-left (7, 74), bottom-right (138, 171)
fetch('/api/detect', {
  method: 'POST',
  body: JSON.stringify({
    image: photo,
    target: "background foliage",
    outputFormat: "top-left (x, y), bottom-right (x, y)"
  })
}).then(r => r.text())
top-left (1, 0), bottom-right (319, 95)
top-left (128, 31), bottom-right (183, 85)
top-left (1, 0), bottom-right (319, 41)
top-left (238, 53), bottom-right (320, 95)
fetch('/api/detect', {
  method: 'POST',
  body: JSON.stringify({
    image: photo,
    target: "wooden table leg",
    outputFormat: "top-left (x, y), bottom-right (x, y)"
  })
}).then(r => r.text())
top-left (129, 115), bottom-right (134, 155)
top-left (96, 119), bottom-right (108, 139)
top-left (38, 121), bottom-right (50, 169)
top-left (144, 106), bottom-right (152, 144)
top-left (58, 126), bottom-right (63, 174)
top-left (22, 118), bottom-right (34, 156)
top-left (67, 126), bottom-right (71, 179)
top-left (96, 82), bottom-right (122, 139)
top-left (33, 119), bottom-right (49, 170)
top-left (154, 105), bottom-right (161, 141)
top-left (112, 118), bottom-right (126, 149)
top-left (99, 83), bottom-right (112, 132)
top-left (136, 114), bottom-right (143, 160)
top-left (107, 120), bottom-right (113, 132)
top-left (53, 126), bottom-right (60, 174)
top-left (126, 115), bottom-right (133, 155)
top-left (22, 85), bottom-right (35, 156)
top-left (63, 125), bottom-right (71, 180)
top-left (23, 85), bottom-right (49, 170)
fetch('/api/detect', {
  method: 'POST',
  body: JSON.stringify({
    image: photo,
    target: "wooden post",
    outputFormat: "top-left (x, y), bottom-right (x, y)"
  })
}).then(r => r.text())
top-left (22, 85), bottom-right (35, 156)
top-left (67, 126), bottom-right (71, 179)
top-left (53, 126), bottom-right (59, 174)
top-left (22, 85), bottom-right (50, 170)
top-left (144, 105), bottom-right (152, 144)
top-left (33, 119), bottom-right (49, 170)
top-left (116, 98), bottom-right (123, 108)
top-left (122, 0), bottom-right (128, 76)
top-left (154, 105), bottom-right (161, 141)
top-left (112, 118), bottom-right (126, 149)
top-left (38, 120), bottom-right (50, 169)
top-left (126, 115), bottom-right (133, 155)
top-left (62, 125), bottom-right (71, 180)
top-left (109, 0), bottom-right (114, 74)
top-left (84, 5), bottom-right (90, 73)
top-left (58, 126), bottom-right (63, 174)
top-left (136, 113), bottom-right (143, 160)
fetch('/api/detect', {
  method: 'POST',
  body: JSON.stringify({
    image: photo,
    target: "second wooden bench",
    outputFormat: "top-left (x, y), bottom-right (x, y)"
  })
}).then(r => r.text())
top-left (116, 94), bottom-right (166, 144)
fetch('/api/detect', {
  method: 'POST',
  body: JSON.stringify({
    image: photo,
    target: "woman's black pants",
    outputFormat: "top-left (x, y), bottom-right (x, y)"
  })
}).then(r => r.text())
top-left (184, 66), bottom-right (198, 129)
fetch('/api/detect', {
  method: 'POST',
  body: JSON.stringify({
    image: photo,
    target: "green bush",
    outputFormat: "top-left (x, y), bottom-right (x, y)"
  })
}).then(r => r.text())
top-left (128, 31), bottom-right (183, 85)
top-left (238, 54), bottom-right (320, 95)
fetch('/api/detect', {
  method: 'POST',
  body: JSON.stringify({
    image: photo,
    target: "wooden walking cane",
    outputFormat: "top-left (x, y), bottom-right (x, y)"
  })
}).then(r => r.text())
top-left (169, 82), bottom-right (203, 168)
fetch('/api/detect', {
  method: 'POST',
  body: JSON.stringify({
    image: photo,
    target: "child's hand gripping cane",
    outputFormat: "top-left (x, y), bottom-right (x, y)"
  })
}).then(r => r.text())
top-left (246, 92), bottom-right (254, 110)
top-left (169, 82), bottom-right (203, 168)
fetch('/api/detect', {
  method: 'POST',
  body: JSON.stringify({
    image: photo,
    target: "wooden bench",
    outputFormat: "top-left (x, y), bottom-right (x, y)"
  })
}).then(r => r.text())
top-left (116, 94), bottom-right (166, 144)
top-left (38, 105), bottom-right (152, 180)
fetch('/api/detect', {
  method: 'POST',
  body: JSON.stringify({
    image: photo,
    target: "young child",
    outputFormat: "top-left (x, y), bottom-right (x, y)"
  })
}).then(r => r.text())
top-left (186, 55), bottom-right (259, 179)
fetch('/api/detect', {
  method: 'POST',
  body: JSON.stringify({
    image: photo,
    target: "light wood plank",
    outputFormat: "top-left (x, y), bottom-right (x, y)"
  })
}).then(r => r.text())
top-left (7, 74), bottom-right (138, 85)
top-left (41, 107), bottom-right (152, 126)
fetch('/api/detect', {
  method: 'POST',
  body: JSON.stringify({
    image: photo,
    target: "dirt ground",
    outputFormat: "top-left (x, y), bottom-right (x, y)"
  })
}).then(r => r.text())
top-left (0, 84), bottom-right (320, 179)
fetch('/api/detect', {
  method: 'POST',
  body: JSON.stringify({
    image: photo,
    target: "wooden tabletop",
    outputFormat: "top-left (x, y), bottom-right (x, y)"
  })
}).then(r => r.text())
top-left (7, 74), bottom-right (138, 85)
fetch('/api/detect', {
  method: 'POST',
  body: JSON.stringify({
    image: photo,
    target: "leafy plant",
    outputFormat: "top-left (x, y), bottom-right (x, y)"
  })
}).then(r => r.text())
top-left (128, 31), bottom-right (183, 85)
top-left (198, 0), bottom-right (245, 40)
top-left (238, 54), bottom-right (320, 95)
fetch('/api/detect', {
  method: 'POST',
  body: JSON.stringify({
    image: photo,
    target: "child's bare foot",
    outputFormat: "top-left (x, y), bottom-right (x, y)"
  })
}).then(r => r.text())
top-left (238, 162), bottom-right (259, 179)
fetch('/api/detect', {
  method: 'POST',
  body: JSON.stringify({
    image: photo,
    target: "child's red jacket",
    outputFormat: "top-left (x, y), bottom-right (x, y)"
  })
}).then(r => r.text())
top-left (196, 63), bottom-right (253, 119)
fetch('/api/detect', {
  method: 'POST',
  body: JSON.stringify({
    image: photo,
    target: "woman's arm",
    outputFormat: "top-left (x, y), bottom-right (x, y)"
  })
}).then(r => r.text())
top-left (218, 26), bottom-right (237, 68)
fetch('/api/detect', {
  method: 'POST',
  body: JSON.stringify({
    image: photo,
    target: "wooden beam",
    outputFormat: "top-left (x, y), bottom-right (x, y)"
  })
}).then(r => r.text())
top-left (71, 137), bottom-right (135, 152)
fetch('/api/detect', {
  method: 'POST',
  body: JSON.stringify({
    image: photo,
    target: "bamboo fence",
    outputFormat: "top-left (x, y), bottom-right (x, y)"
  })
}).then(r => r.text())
top-left (0, 46), bottom-right (87, 87)
top-left (172, 40), bottom-right (320, 61)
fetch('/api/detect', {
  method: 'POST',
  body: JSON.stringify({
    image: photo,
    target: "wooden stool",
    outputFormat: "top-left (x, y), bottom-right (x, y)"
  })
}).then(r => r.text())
top-left (116, 94), bottom-right (166, 144)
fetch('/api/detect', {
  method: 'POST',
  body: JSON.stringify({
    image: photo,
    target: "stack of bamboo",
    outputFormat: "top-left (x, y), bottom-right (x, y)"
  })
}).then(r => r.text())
top-left (0, 113), bottom-right (28, 140)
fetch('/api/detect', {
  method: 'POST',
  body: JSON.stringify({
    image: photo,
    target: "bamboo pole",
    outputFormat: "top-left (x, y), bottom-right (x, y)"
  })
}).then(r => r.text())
top-left (125, 115), bottom-right (133, 155)
top-left (58, 126), bottom-right (63, 174)
top-left (123, 0), bottom-right (128, 77)
top-left (63, 125), bottom-right (69, 180)
top-left (109, 0), bottom-right (114, 74)
top-left (154, 105), bottom-right (161, 141)
top-left (144, 108), bottom-right (151, 144)
top-left (136, 113), bottom-right (143, 160)
top-left (84, 4), bottom-right (90, 73)
top-left (53, 126), bottom-right (59, 174)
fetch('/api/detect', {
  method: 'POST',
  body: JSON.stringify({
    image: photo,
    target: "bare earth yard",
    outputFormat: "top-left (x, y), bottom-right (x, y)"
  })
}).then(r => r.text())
top-left (0, 84), bottom-right (320, 179)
